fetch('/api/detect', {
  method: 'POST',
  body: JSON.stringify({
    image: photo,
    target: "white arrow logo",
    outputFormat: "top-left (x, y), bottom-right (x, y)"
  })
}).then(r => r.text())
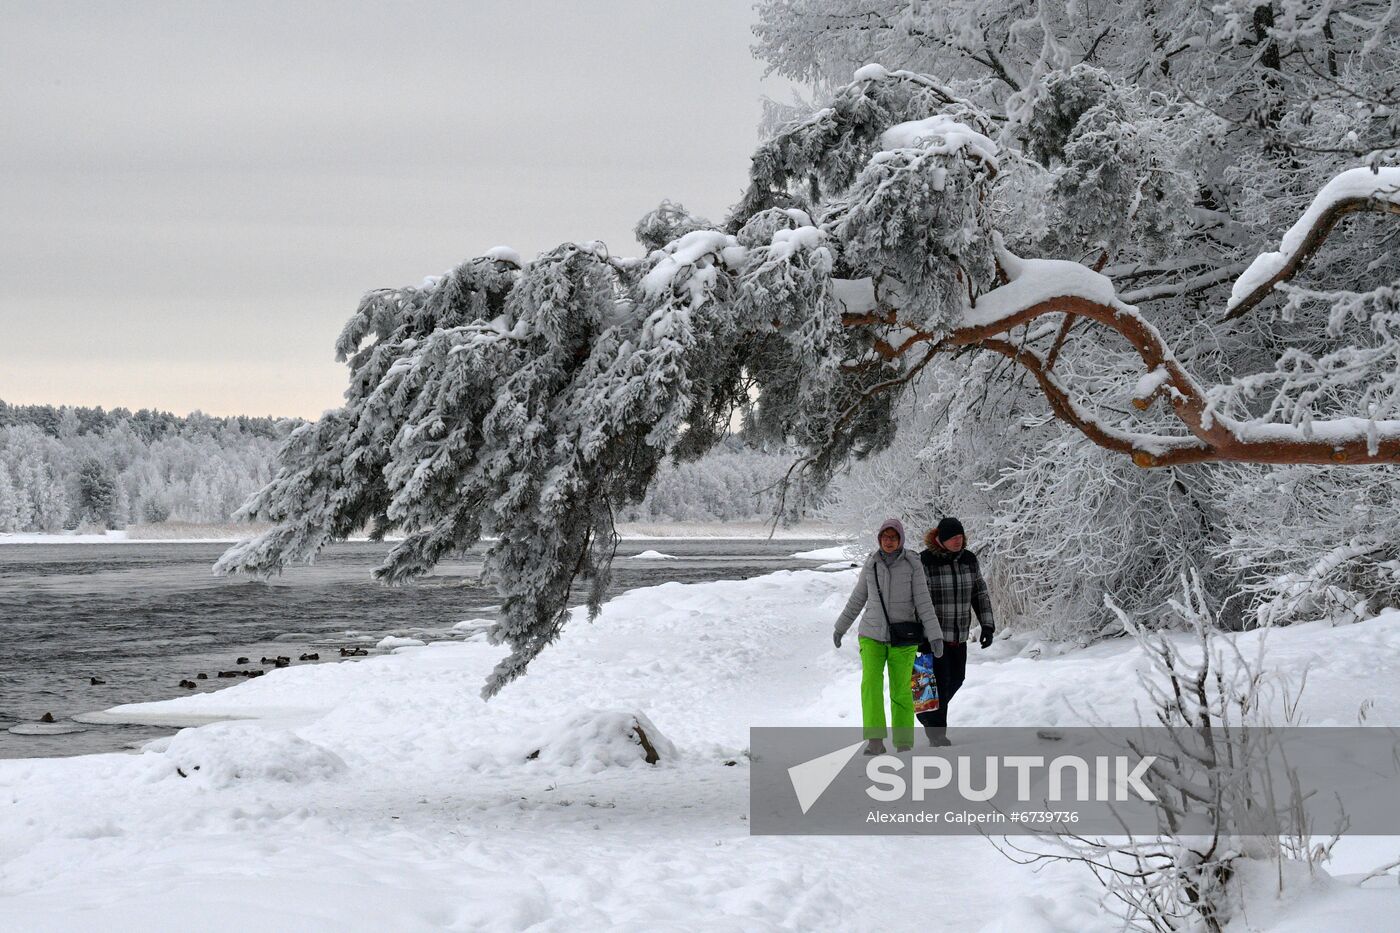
top-left (787, 741), bottom-right (865, 814)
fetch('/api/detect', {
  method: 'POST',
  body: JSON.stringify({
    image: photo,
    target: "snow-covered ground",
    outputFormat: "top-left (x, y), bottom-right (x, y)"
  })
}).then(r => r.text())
top-left (3, 567), bottom-right (1398, 931)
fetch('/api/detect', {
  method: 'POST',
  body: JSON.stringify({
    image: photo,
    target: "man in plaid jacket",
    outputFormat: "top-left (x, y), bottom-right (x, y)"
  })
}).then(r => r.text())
top-left (918, 516), bottom-right (995, 745)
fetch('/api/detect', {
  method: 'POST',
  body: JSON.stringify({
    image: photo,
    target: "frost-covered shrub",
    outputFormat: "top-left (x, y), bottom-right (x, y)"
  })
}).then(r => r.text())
top-left (1023, 580), bottom-right (1337, 933)
top-left (983, 436), bottom-right (1236, 641)
top-left (1217, 464), bottom-right (1400, 627)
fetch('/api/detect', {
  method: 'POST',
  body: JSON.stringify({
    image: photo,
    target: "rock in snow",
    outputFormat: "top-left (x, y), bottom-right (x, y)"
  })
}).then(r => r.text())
top-left (521, 710), bottom-right (675, 770)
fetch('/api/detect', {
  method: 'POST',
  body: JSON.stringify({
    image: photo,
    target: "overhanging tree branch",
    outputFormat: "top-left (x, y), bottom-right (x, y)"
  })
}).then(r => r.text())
top-left (841, 166), bottom-right (1400, 467)
top-left (1224, 192), bottom-right (1400, 320)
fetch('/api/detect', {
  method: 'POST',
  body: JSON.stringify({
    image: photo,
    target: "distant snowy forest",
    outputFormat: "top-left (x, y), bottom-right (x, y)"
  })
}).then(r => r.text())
top-left (0, 401), bottom-right (293, 531)
top-left (0, 400), bottom-right (797, 532)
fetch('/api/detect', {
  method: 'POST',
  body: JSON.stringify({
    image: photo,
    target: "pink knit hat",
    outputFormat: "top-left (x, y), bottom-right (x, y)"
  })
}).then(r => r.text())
top-left (876, 517), bottom-right (905, 547)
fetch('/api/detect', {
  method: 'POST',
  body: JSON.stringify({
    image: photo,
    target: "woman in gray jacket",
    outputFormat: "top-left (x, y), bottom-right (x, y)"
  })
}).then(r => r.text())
top-left (833, 518), bottom-right (943, 755)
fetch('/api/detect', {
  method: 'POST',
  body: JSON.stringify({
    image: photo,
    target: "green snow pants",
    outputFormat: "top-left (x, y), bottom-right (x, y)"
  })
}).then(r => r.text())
top-left (858, 635), bottom-right (917, 747)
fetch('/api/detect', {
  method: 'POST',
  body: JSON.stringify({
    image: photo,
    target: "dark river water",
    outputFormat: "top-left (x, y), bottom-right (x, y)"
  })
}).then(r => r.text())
top-left (0, 537), bottom-right (839, 758)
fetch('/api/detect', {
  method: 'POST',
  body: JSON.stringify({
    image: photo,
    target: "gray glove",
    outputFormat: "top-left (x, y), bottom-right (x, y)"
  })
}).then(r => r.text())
top-left (929, 638), bottom-right (944, 659)
top-left (833, 630), bottom-right (843, 648)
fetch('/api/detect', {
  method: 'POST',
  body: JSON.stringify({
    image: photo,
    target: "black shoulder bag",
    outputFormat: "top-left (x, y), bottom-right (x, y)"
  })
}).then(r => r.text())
top-left (872, 558), bottom-right (925, 647)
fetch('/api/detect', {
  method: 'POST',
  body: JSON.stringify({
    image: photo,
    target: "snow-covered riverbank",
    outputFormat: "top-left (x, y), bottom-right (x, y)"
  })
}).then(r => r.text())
top-left (3, 567), bottom-right (1398, 931)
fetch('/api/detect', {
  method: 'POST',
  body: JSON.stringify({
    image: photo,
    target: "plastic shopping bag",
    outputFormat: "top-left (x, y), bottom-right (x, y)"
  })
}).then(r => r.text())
top-left (911, 651), bottom-right (939, 714)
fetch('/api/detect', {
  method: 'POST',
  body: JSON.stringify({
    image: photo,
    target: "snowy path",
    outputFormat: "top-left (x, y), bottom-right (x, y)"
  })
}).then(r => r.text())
top-left (3, 568), bottom-right (1398, 931)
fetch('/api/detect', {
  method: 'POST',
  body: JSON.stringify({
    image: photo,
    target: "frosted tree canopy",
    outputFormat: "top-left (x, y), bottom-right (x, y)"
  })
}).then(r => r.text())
top-left (218, 54), bottom-right (1400, 695)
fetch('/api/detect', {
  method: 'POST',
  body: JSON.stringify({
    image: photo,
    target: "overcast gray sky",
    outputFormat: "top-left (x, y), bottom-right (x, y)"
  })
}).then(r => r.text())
top-left (0, 1), bottom-right (789, 418)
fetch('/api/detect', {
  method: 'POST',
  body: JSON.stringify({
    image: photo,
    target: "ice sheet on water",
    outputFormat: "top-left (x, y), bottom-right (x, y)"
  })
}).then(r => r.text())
top-left (8, 722), bottom-right (89, 735)
top-left (375, 635), bottom-right (427, 650)
top-left (792, 545), bottom-right (855, 561)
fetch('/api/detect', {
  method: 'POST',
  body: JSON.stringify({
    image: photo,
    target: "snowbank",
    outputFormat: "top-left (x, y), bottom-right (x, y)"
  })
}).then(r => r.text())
top-left (162, 721), bottom-right (348, 788)
top-left (4, 569), bottom-right (1399, 930)
top-left (624, 549), bottom-right (676, 560)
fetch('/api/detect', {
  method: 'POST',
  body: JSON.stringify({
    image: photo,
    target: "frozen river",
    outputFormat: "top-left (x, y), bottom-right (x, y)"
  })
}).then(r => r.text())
top-left (0, 537), bottom-right (845, 758)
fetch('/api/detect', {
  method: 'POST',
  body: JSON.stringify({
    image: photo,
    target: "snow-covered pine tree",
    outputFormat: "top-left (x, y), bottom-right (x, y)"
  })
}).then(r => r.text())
top-left (220, 10), bottom-right (1400, 691)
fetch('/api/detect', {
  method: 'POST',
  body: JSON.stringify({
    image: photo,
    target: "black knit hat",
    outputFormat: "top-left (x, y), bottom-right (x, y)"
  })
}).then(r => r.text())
top-left (936, 517), bottom-right (965, 541)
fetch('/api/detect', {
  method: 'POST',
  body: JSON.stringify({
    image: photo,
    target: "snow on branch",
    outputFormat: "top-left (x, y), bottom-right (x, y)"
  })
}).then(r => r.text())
top-left (861, 230), bottom-right (1400, 467)
top-left (877, 114), bottom-right (999, 175)
top-left (1225, 167), bottom-right (1400, 320)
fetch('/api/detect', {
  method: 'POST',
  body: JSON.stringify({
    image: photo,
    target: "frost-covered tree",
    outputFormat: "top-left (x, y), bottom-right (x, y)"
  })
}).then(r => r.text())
top-left (76, 457), bottom-right (118, 528)
top-left (0, 403), bottom-right (296, 531)
top-left (0, 466), bottom-right (20, 533)
top-left (220, 6), bottom-right (1400, 693)
top-left (617, 446), bottom-right (802, 523)
top-left (760, 0), bottom-right (1400, 640)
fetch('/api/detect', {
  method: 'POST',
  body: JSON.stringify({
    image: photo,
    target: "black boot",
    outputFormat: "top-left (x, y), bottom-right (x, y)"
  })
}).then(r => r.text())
top-left (923, 725), bottom-right (950, 747)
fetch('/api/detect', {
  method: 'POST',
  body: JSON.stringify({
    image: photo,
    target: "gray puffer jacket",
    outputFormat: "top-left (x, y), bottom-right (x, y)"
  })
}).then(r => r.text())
top-left (834, 549), bottom-right (943, 656)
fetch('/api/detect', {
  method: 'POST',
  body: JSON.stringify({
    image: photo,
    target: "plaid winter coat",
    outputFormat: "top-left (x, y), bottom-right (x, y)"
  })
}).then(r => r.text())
top-left (920, 546), bottom-right (995, 644)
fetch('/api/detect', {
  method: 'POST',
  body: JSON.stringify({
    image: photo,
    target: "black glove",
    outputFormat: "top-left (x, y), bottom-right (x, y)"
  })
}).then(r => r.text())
top-left (833, 630), bottom-right (843, 649)
top-left (979, 626), bottom-right (994, 649)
